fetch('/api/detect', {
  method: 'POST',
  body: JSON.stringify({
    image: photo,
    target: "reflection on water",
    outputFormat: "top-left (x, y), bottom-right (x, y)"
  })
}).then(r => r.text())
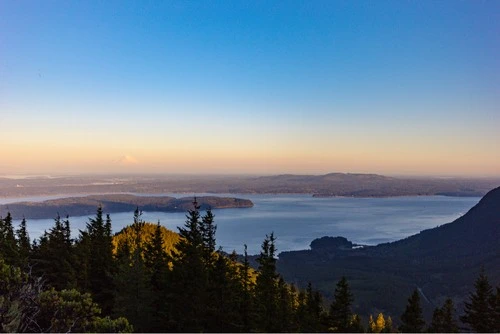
top-left (5, 193), bottom-right (479, 255)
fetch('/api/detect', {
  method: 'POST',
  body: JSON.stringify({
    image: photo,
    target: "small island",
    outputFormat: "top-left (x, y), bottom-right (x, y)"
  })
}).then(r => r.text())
top-left (0, 194), bottom-right (254, 219)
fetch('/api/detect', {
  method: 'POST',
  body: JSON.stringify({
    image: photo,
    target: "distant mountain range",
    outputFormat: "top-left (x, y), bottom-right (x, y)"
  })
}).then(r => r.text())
top-left (0, 173), bottom-right (498, 198)
top-left (0, 194), bottom-right (253, 219)
top-left (277, 186), bottom-right (500, 319)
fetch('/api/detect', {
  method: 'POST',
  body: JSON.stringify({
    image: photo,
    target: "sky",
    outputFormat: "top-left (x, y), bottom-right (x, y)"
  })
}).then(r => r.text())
top-left (1, 1), bottom-right (499, 177)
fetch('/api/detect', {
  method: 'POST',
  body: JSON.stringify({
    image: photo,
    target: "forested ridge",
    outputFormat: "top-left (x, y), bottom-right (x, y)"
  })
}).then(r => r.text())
top-left (0, 199), bottom-right (499, 332)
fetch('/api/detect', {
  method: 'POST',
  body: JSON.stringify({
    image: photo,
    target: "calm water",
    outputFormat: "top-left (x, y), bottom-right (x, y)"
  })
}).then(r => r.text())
top-left (1, 193), bottom-right (480, 255)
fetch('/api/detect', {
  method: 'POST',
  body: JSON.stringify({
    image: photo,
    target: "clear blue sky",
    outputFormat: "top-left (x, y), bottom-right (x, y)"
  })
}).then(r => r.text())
top-left (1, 1), bottom-right (499, 176)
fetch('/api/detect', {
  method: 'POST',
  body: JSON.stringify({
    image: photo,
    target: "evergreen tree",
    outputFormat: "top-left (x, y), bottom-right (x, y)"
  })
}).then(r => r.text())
top-left (254, 232), bottom-right (279, 332)
top-left (239, 244), bottom-right (254, 332)
top-left (113, 237), bottom-right (152, 332)
top-left (276, 277), bottom-right (294, 332)
top-left (205, 249), bottom-right (242, 332)
top-left (0, 213), bottom-right (19, 266)
top-left (350, 314), bottom-right (365, 333)
top-left (329, 276), bottom-right (354, 332)
top-left (429, 298), bottom-right (458, 332)
top-left (399, 289), bottom-right (425, 332)
top-left (169, 198), bottom-right (208, 332)
top-left (460, 270), bottom-right (496, 332)
top-left (31, 215), bottom-right (76, 290)
top-left (81, 206), bottom-right (115, 315)
top-left (16, 217), bottom-right (31, 267)
top-left (143, 221), bottom-right (170, 332)
top-left (201, 208), bottom-right (216, 265)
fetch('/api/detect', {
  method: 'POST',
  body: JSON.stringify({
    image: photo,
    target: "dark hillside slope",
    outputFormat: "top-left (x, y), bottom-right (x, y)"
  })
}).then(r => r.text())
top-left (277, 187), bottom-right (500, 320)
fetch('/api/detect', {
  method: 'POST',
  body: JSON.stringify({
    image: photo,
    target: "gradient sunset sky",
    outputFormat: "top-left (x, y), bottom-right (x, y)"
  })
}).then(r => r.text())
top-left (1, 1), bottom-right (499, 176)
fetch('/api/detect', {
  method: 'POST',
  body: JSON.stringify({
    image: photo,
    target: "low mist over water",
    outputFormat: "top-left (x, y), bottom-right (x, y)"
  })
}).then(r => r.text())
top-left (4, 193), bottom-right (480, 255)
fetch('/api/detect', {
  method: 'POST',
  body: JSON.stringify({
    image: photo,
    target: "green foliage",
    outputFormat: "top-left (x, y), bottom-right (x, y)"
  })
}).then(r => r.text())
top-left (78, 206), bottom-right (115, 315)
top-left (15, 218), bottom-right (30, 267)
top-left (37, 288), bottom-right (132, 333)
top-left (429, 298), bottom-right (458, 332)
top-left (460, 270), bottom-right (497, 332)
top-left (329, 276), bottom-right (355, 332)
top-left (399, 288), bottom-right (426, 332)
top-left (32, 215), bottom-right (76, 290)
top-left (254, 232), bottom-right (279, 332)
top-left (0, 258), bottom-right (40, 332)
top-left (0, 213), bottom-right (19, 266)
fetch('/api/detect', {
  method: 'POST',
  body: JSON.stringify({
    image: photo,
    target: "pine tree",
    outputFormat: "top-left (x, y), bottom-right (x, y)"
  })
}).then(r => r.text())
top-left (81, 206), bottom-right (115, 315)
top-left (31, 215), bottom-right (76, 290)
top-left (329, 276), bottom-right (354, 332)
top-left (399, 289), bottom-right (425, 332)
top-left (113, 237), bottom-right (152, 332)
top-left (201, 208), bottom-right (216, 265)
top-left (16, 217), bottom-right (31, 267)
top-left (254, 232), bottom-right (279, 332)
top-left (429, 298), bottom-right (458, 332)
top-left (460, 270), bottom-right (495, 332)
top-left (169, 198), bottom-right (208, 332)
top-left (143, 221), bottom-right (170, 331)
top-left (239, 244), bottom-right (254, 332)
top-left (0, 213), bottom-right (19, 266)
top-left (276, 277), bottom-right (294, 332)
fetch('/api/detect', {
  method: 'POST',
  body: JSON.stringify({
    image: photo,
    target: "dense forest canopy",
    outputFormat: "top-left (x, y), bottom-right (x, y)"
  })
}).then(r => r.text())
top-left (0, 196), bottom-right (499, 332)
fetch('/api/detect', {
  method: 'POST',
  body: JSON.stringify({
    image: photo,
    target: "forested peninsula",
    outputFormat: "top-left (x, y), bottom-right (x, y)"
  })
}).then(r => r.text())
top-left (0, 194), bottom-right (253, 219)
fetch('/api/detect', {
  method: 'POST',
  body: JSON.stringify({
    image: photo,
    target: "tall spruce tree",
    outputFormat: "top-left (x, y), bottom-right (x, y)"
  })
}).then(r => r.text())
top-left (113, 235), bottom-right (152, 332)
top-left (31, 215), bottom-right (76, 290)
top-left (429, 298), bottom-right (458, 333)
top-left (143, 221), bottom-right (170, 332)
top-left (16, 217), bottom-right (31, 267)
top-left (83, 206), bottom-right (115, 315)
top-left (0, 213), bottom-right (19, 266)
top-left (460, 270), bottom-right (496, 332)
top-left (169, 198), bottom-right (208, 332)
top-left (201, 208), bottom-right (216, 265)
top-left (239, 244), bottom-right (254, 332)
top-left (329, 276), bottom-right (355, 332)
top-left (399, 289), bottom-right (425, 332)
top-left (254, 232), bottom-right (279, 332)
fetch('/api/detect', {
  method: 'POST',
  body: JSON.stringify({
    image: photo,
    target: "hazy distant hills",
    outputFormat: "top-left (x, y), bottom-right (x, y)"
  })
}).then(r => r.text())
top-left (277, 186), bottom-right (500, 319)
top-left (0, 173), bottom-right (498, 198)
top-left (0, 194), bottom-right (253, 219)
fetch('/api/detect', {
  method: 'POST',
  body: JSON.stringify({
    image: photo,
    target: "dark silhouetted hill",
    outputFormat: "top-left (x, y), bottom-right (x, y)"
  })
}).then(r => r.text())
top-left (277, 186), bottom-right (500, 320)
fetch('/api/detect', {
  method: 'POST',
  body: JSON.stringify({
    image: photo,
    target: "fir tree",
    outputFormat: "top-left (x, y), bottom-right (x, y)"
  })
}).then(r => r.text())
top-left (254, 232), bottom-right (279, 332)
top-left (16, 217), bottom-right (31, 267)
top-left (143, 221), bottom-right (170, 331)
top-left (0, 213), bottom-right (19, 266)
top-left (460, 270), bottom-right (496, 332)
top-left (31, 215), bottom-right (76, 290)
top-left (399, 289), bottom-right (425, 332)
top-left (276, 277), bottom-right (294, 332)
top-left (113, 237), bottom-right (152, 332)
top-left (329, 276), bottom-right (354, 332)
top-left (429, 298), bottom-right (458, 332)
top-left (82, 207), bottom-right (115, 315)
top-left (201, 208), bottom-right (216, 265)
top-left (169, 198), bottom-right (208, 332)
top-left (239, 244), bottom-right (254, 332)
